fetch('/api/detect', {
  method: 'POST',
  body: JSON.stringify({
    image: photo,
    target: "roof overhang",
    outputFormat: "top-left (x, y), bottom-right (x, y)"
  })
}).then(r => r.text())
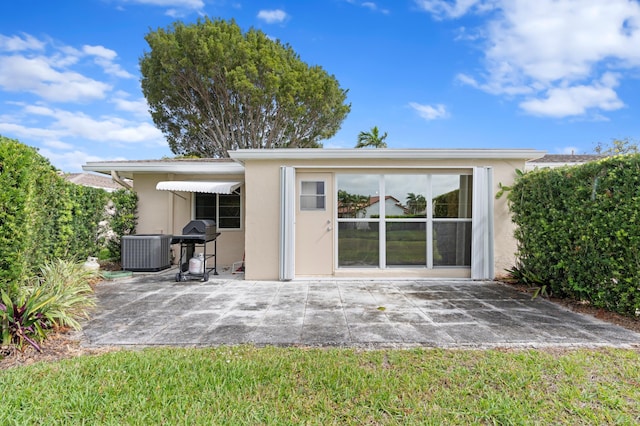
top-left (229, 148), bottom-right (547, 163)
top-left (156, 181), bottom-right (241, 194)
top-left (82, 160), bottom-right (245, 179)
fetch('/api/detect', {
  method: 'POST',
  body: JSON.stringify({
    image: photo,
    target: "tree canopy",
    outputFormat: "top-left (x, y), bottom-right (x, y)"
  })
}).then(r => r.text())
top-left (140, 18), bottom-right (351, 157)
top-left (593, 137), bottom-right (639, 156)
top-left (355, 126), bottom-right (388, 148)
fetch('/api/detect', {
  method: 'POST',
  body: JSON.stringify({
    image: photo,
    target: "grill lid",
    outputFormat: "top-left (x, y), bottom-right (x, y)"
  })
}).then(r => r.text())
top-left (182, 219), bottom-right (216, 236)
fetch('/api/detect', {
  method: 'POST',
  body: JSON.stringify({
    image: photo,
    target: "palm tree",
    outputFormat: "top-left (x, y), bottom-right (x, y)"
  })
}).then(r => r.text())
top-left (355, 126), bottom-right (388, 148)
top-left (338, 190), bottom-right (370, 218)
top-left (406, 192), bottom-right (427, 215)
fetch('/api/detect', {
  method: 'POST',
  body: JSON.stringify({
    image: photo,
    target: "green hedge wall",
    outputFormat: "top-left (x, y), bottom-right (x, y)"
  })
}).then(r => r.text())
top-left (508, 154), bottom-right (640, 316)
top-left (0, 136), bottom-right (136, 291)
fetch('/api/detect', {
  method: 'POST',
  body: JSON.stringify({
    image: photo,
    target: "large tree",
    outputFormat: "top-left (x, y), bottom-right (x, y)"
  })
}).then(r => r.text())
top-left (140, 18), bottom-right (351, 157)
top-left (355, 126), bottom-right (388, 148)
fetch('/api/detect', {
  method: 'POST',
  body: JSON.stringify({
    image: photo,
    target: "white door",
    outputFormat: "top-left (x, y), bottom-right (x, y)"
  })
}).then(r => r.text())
top-left (295, 172), bottom-right (334, 276)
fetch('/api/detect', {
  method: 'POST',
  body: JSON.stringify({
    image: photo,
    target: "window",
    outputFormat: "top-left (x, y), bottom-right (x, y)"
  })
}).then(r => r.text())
top-left (194, 189), bottom-right (242, 230)
top-left (337, 173), bottom-right (472, 268)
top-left (300, 181), bottom-right (326, 210)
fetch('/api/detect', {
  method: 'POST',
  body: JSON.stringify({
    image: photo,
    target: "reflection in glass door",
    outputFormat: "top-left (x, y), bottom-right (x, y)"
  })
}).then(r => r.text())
top-left (336, 174), bottom-right (380, 267)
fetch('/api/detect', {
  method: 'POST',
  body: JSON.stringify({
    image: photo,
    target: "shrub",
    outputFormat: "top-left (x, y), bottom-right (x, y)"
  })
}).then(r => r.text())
top-left (0, 136), bottom-right (55, 290)
top-left (0, 137), bottom-right (136, 287)
top-left (0, 289), bottom-right (52, 352)
top-left (0, 259), bottom-right (96, 351)
top-left (508, 154), bottom-right (640, 316)
top-left (104, 189), bottom-right (138, 260)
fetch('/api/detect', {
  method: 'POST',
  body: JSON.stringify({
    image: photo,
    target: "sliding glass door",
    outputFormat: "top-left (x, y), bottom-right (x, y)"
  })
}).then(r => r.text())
top-left (337, 173), bottom-right (472, 269)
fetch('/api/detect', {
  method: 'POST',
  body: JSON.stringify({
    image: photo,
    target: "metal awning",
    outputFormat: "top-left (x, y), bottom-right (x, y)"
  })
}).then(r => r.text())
top-left (156, 181), bottom-right (241, 194)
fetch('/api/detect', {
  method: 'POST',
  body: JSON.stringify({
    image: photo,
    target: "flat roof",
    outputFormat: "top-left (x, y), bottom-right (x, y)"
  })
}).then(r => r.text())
top-left (83, 158), bottom-right (245, 179)
top-left (83, 149), bottom-right (548, 178)
top-left (229, 148), bottom-right (546, 162)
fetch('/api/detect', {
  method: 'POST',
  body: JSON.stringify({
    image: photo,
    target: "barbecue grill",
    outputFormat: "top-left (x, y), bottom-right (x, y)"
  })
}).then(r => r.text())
top-left (171, 220), bottom-right (220, 282)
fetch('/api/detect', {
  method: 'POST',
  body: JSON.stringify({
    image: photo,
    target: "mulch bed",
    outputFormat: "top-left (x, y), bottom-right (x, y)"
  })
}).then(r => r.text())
top-left (0, 331), bottom-right (119, 370)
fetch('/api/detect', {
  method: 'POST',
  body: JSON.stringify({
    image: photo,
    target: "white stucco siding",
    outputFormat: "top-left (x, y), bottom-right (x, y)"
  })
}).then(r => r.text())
top-left (235, 153), bottom-right (536, 280)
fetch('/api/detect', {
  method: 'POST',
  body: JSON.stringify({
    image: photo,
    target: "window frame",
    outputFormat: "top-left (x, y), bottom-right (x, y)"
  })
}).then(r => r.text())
top-left (299, 180), bottom-right (327, 211)
top-left (193, 188), bottom-right (243, 231)
top-left (336, 173), bottom-right (472, 269)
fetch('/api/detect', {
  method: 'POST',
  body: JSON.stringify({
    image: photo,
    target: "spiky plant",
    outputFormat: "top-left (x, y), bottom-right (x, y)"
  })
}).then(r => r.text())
top-left (0, 259), bottom-right (97, 351)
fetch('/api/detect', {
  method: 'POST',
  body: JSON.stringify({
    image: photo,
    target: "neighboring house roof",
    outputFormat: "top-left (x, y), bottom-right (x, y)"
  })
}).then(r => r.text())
top-left (337, 196), bottom-right (408, 216)
top-left (367, 195), bottom-right (404, 209)
top-left (525, 154), bottom-right (605, 171)
top-left (371, 196), bottom-right (410, 215)
top-left (63, 172), bottom-right (130, 192)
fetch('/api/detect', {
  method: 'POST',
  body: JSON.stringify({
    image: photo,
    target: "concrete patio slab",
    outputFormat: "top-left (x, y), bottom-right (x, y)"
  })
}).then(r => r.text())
top-left (81, 269), bottom-right (640, 349)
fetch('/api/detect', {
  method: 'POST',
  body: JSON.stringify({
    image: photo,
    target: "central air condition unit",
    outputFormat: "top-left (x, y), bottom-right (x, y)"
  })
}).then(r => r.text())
top-left (121, 234), bottom-right (172, 272)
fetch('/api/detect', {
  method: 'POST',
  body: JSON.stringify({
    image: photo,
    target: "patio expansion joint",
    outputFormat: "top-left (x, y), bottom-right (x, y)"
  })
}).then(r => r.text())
top-left (299, 283), bottom-right (311, 333)
top-left (360, 282), bottom-right (413, 343)
top-left (337, 282), bottom-right (354, 342)
top-left (257, 282), bottom-right (283, 327)
top-left (379, 283), bottom-right (438, 327)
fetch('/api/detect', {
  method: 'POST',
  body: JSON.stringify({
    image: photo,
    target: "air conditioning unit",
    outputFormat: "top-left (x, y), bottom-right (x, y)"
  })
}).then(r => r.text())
top-left (121, 234), bottom-right (172, 272)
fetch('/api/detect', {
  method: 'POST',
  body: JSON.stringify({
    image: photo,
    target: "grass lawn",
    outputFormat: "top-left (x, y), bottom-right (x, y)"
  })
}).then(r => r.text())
top-left (1, 346), bottom-right (639, 424)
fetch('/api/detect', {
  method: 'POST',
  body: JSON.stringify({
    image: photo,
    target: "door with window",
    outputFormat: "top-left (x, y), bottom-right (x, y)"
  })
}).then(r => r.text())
top-left (295, 173), bottom-right (333, 275)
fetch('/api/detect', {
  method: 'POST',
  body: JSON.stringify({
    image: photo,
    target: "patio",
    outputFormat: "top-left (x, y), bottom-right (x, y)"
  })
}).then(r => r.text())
top-left (81, 269), bottom-right (640, 349)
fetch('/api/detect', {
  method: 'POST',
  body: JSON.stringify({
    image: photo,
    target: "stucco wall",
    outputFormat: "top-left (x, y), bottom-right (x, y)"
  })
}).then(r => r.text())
top-left (133, 173), bottom-right (245, 271)
top-left (243, 162), bottom-right (282, 280)
top-left (241, 157), bottom-right (525, 280)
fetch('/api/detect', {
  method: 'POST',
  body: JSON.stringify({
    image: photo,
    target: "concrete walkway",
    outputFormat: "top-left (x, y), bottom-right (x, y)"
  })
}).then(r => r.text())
top-left (82, 269), bottom-right (640, 349)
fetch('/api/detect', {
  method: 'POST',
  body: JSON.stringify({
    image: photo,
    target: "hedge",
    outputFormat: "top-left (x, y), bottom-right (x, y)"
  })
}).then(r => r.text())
top-left (508, 154), bottom-right (640, 316)
top-left (0, 136), bottom-right (137, 291)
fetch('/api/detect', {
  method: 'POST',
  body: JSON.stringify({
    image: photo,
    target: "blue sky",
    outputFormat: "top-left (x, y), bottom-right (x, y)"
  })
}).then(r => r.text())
top-left (1, 0), bottom-right (640, 172)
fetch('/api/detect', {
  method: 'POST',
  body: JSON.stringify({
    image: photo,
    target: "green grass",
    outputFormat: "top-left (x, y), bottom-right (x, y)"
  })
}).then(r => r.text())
top-left (1, 347), bottom-right (639, 424)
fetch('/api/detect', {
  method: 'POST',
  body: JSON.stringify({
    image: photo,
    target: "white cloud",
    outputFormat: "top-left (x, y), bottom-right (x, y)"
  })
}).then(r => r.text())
top-left (38, 148), bottom-right (111, 173)
top-left (83, 45), bottom-right (134, 78)
top-left (414, 0), bottom-right (496, 19)
top-left (120, 0), bottom-right (204, 9)
top-left (519, 74), bottom-right (624, 118)
top-left (409, 102), bottom-right (450, 120)
top-left (0, 34), bottom-right (137, 103)
top-left (257, 9), bottom-right (289, 24)
top-left (0, 33), bottom-right (46, 52)
top-left (0, 55), bottom-right (112, 102)
top-left (2, 104), bottom-right (164, 145)
top-left (0, 121), bottom-right (63, 140)
top-left (82, 45), bottom-right (117, 60)
top-left (43, 139), bottom-right (74, 150)
top-left (420, 0), bottom-right (640, 118)
top-left (361, 2), bottom-right (390, 14)
top-left (0, 32), bottom-right (164, 171)
top-left (111, 91), bottom-right (151, 116)
top-left (485, 1), bottom-right (640, 84)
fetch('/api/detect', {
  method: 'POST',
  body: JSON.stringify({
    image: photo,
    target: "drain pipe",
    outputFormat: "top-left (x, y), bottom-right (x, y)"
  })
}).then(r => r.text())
top-left (111, 170), bottom-right (133, 191)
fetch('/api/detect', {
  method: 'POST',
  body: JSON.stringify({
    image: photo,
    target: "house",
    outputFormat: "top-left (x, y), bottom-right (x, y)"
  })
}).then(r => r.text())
top-left (62, 172), bottom-right (132, 192)
top-left (524, 154), bottom-right (604, 171)
top-left (338, 195), bottom-right (406, 218)
top-left (83, 148), bottom-right (545, 281)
